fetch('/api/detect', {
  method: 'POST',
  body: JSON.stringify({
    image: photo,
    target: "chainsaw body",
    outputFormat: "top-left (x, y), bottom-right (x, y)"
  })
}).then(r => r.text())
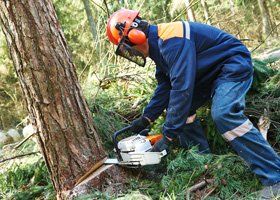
top-left (105, 126), bottom-right (167, 166)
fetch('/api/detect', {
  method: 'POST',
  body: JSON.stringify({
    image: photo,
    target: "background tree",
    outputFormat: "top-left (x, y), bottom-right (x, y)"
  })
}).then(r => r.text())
top-left (185, 0), bottom-right (196, 21)
top-left (0, 0), bottom-right (108, 198)
top-left (257, 0), bottom-right (273, 37)
top-left (229, 0), bottom-right (235, 14)
top-left (200, 0), bottom-right (211, 24)
top-left (82, 0), bottom-right (98, 41)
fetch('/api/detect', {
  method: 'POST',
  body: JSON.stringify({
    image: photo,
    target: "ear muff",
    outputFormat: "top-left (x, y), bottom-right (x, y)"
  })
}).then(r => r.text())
top-left (128, 29), bottom-right (147, 45)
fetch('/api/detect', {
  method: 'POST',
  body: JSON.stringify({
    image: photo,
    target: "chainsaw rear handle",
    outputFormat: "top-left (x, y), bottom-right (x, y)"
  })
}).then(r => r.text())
top-left (112, 125), bottom-right (132, 161)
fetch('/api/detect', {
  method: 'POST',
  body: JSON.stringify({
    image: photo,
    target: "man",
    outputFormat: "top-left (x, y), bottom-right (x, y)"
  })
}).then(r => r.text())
top-left (106, 9), bottom-right (280, 198)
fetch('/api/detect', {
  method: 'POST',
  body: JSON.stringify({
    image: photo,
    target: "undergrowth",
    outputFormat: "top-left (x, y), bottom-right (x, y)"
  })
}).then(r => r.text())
top-left (0, 58), bottom-right (278, 199)
top-left (72, 148), bottom-right (261, 200)
top-left (0, 160), bottom-right (54, 200)
top-left (0, 141), bottom-right (55, 200)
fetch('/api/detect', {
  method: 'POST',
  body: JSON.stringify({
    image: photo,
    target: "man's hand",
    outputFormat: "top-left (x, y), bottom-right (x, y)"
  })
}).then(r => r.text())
top-left (151, 136), bottom-right (173, 152)
top-left (131, 116), bottom-right (151, 134)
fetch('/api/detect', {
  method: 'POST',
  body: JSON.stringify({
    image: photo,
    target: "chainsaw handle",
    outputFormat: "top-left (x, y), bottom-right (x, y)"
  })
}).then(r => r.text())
top-left (112, 125), bottom-right (132, 160)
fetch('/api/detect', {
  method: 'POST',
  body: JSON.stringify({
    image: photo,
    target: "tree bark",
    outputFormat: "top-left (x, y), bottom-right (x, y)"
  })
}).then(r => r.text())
top-left (257, 0), bottom-right (272, 37)
top-left (185, 0), bottom-right (196, 22)
top-left (0, 0), bottom-right (107, 198)
top-left (82, 0), bottom-right (98, 41)
top-left (200, 0), bottom-right (211, 24)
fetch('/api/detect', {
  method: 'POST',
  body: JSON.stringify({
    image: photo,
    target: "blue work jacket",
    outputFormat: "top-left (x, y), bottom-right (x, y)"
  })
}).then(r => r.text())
top-left (143, 21), bottom-right (253, 139)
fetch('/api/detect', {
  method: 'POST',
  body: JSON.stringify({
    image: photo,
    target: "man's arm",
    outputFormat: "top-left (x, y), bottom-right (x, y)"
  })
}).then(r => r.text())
top-left (160, 38), bottom-right (197, 140)
top-left (143, 67), bottom-right (171, 122)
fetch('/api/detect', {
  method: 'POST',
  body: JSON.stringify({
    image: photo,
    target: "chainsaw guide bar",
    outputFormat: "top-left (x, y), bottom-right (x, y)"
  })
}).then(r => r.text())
top-left (105, 150), bottom-right (167, 166)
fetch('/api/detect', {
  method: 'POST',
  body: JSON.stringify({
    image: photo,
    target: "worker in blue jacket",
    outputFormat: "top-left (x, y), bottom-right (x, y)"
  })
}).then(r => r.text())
top-left (106, 9), bottom-right (280, 198)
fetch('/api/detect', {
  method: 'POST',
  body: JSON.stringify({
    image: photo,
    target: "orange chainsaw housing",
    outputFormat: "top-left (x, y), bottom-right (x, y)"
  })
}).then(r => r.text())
top-left (147, 134), bottom-right (163, 145)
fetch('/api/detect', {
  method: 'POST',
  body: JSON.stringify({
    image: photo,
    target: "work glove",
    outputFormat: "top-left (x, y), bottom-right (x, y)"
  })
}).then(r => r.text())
top-left (139, 129), bottom-right (150, 136)
top-left (151, 136), bottom-right (172, 152)
top-left (130, 116), bottom-right (150, 134)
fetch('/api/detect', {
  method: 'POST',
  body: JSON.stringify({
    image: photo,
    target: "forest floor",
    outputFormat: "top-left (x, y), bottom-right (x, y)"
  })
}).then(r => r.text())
top-left (0, 140), bottom-right (264, 200)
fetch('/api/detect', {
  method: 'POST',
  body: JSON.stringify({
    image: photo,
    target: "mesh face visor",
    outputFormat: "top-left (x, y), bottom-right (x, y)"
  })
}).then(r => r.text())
top-left (116, 38), bottom-right (146, 67)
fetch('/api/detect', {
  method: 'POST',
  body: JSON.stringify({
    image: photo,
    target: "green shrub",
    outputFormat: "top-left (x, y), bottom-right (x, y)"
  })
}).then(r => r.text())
top-left (0, 158), bottom-right (55, 200)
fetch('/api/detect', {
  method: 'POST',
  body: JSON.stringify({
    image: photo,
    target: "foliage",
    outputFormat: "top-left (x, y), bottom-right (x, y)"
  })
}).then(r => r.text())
top-left (74, 148), bottom-right (261, 200)
top-left (161, 149), bottom-right (213, 199)
top-left (0, 161), bottom-right (54, 200)
top-left (0, 141), bottom-right (55, 200)
top-left (157, 149), bottom-right (260, 199)
top-left (0, 31), bottom-right (26, 129)
top-left (246, 72), bottom-right (280, 148)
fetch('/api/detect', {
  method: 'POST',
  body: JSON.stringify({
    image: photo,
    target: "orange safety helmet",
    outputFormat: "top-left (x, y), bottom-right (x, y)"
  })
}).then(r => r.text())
top-left (106, 9), bottom-right (147, 45)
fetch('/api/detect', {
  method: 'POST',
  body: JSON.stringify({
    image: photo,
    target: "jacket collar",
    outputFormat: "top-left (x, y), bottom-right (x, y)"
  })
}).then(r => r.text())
top-left (148, 25), bottom-right (161, 63)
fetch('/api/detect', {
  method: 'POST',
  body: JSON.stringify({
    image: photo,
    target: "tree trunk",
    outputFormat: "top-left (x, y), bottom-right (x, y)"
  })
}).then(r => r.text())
top-left (200, 0), bottom-right (211, 24)
top-left (0, 0), bottom-right (108, 198)
top-left (82, 0), bottom-right (98, 41)
top-left (185, 0), bottom-right (196, 22)
top-left (229, 0), bottom-right (235, 15)
top-left (257, 0), bottom-right (272, 37)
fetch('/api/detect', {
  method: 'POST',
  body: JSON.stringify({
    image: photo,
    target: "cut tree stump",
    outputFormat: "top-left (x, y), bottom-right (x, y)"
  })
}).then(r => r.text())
top-left (62, 164), bottom-right (127, 199)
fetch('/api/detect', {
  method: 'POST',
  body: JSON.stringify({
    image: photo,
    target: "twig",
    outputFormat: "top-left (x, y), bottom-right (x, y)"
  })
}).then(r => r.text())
top-left (89, 0), bottom-right (107, 14)
top-left (14, 133), bottom-right (36, 150)
top-left (240, 39), bottom-right (253, 41)
top-left (211, 13), bottom-right (236, 25)
top-left (172, 0), bottom-right (200, 22)
top-left (103, 0), bottom-right (109, 17)
top-left (205, 5), bottom-right (218, 25)
top-left (251, 23), bottom-right (280, 53)
top-left (202, 186), bottom-right (217, 199)
top-left (78, 47), bottom-right (95, 78)
top-left (0, 151), bottom-right (40, 163)
top-left (187, 179), bottom-right (215, 192)
top-left (246, 108), bottom-right (280, 126)
top-left (93, 104), bottom-right (131, 123)
top-left (15, 116), bottom-right (28, 129)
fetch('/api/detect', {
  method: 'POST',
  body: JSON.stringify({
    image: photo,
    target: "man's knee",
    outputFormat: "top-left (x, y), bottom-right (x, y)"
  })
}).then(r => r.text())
top-left (211, 108), bottom-right (226, 125)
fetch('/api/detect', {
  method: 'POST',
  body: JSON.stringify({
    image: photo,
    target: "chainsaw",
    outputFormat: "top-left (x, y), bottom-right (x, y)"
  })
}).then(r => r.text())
top-left (104, 125), bottom-right (167, 167)
top-left (74, 126), bottom-right (168, 186)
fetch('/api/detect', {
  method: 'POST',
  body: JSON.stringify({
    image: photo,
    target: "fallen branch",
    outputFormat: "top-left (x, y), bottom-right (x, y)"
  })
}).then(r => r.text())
top-left (256, 49), bottom-right (280, 63)
top-left (187, 179), bottom-right (215, 192)
top-left (203, 186), bottom-right (217, 199)
top-left (14, 132), bottom-right (36, 149)
top-left (131, 98), bottom-right (146, 109)
top-left (0, 151), bottom-right (40, 163)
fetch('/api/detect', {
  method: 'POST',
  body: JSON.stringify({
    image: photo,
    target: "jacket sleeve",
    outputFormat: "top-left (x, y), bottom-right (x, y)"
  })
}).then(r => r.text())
top-left (160, 38), bottom-right (197, 139)
top-left (143, 67), bottom-right (171, 122)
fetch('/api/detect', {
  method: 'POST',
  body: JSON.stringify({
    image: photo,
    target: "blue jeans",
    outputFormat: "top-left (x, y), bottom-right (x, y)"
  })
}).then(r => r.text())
top-left (179, 77), bottom-right (280, 186)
